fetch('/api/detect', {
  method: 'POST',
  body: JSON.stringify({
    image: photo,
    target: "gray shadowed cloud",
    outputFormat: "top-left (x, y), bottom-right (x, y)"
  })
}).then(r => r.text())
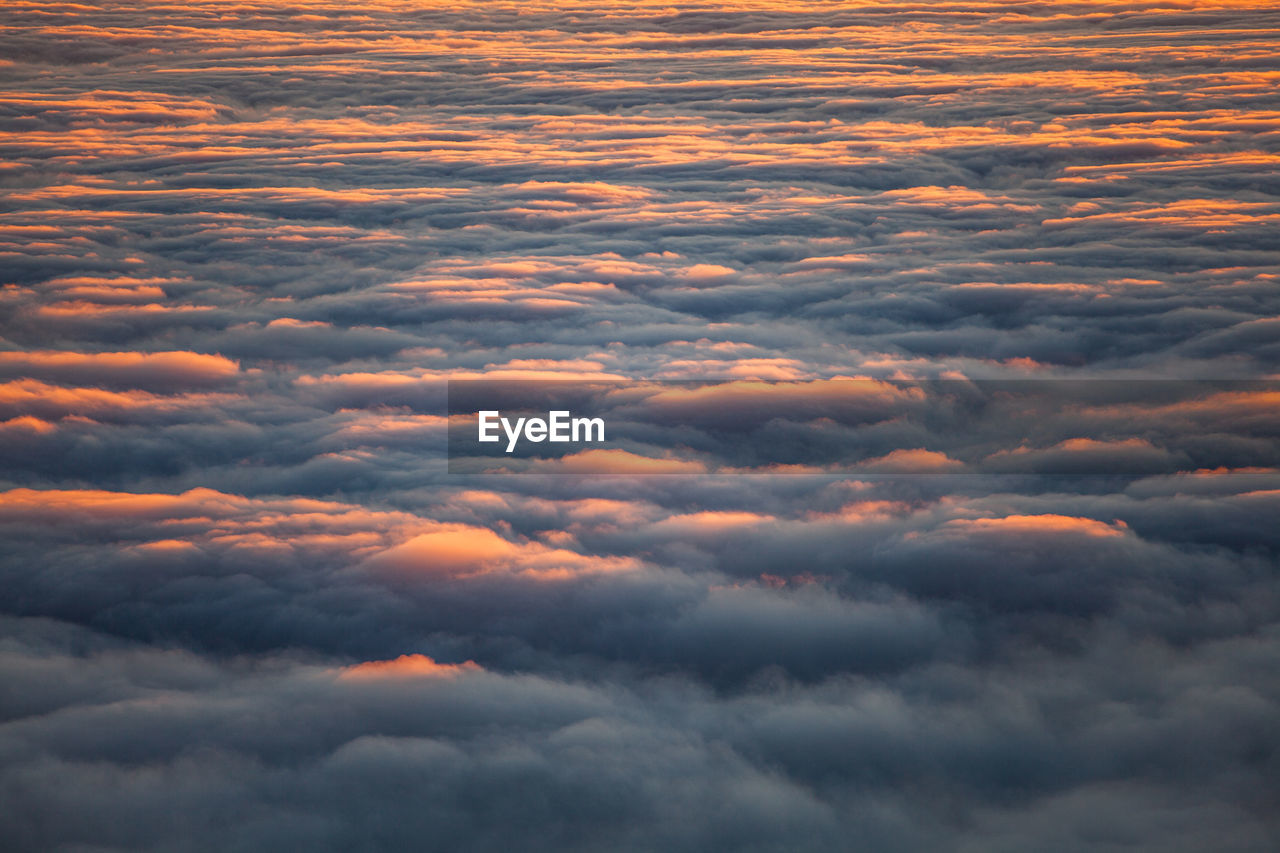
top-left (1, 1), bottom-right (1279, 851)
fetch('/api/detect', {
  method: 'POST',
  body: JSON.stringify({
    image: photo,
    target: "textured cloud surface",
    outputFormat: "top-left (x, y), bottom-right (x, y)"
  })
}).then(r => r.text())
top-left (1, 1), bottom-right (1278, 851)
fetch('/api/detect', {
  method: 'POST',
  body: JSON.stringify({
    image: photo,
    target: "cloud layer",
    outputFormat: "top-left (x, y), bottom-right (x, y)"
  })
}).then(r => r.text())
top-left (1, 1), bottom-right (1278, 851)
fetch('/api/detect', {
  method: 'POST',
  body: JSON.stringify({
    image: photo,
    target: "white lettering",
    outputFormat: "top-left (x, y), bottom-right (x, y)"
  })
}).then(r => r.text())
top-left (481, 410), bottom-right (606, 452)
top-left (502, 416), bottom-right (526, 453)
top-left (549, 410), bottom-right (570, 441)
top-left (572, 416), bottom-right (604, 442)
top-left (478, 411), bottom-right (500, 443)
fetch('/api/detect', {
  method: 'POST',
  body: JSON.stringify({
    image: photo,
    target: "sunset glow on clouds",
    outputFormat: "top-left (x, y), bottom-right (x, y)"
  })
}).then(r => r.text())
top-left (2, 2), bottom-right (1279, 851)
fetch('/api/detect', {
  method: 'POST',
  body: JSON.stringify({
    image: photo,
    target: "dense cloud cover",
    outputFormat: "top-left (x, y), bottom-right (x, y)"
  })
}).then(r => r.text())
top-left (1, 1), bottom-right (1278, 850)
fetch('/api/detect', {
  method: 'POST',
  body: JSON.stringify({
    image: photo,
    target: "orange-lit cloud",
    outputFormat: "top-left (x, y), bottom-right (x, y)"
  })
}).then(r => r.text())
top-left (0, 350), bottom-right (239, 386)
top-left (364, 522), bottom-right (640, 579)
top-left (339, 654), bottom-right (481, 681)
top-left (529, 449), bottom-right (708, 475)
top-left (937, 514), bottom-right (1128, 539)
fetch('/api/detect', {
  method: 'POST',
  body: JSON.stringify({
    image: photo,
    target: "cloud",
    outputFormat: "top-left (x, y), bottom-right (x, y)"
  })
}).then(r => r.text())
top-left (0, 350), bottom-right (239, 389)
top-left (1, 0), bottom-right (1279, 850)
